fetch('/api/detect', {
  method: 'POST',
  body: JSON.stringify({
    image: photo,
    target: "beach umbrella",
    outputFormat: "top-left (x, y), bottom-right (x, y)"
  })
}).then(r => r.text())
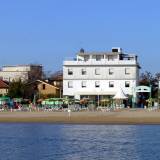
top-left (100, 99), bottom-right (110, 107)
top-left (13, 98), bottom-right (22, 103)
top-left (0, 96), bottom-right (10, 100)
top-left (113, 88), bottom-right (128, 99)
top-left (113, 88), bottom-right (128, 108)
top-left (42, 101), bottom-right (46, 105)
top-left (0, 96), bottom-right (10, 105)
top-left (37, 99), bottom-right (43, 103)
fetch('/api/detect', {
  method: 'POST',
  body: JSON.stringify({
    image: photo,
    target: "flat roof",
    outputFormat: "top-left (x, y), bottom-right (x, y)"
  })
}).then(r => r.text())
top-left (78, 52), bottom-right (136, 57)
top-left (2, 64), bottom-right (42, 67)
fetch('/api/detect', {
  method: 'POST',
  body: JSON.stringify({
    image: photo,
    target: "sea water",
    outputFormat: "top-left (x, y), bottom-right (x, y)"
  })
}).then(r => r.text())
top-left (0, 123), bottom-right (160, 160)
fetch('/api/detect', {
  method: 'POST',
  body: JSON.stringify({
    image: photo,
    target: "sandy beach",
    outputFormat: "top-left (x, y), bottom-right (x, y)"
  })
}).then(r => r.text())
top-left (0, 109), bottom-right (160, 124)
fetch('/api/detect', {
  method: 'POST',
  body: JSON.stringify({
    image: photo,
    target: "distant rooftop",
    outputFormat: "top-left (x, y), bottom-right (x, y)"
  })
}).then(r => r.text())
top-left (2, 64), bottom-right (42, 68)
top-left (0, 80), bottom-right (9, 88)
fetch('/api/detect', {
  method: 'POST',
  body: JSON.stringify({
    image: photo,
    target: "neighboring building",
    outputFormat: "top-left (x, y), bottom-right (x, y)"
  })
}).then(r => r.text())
top-left (27, 80), bottom-right (60, 98)
top-left (49, 70), bottom-right (63, 98)
top-left (0, 65), bottom-right (43, 82)
top-left (0, 80), bottom-right (9, 96)
top-left (63, 47), bottom-right (140, 100)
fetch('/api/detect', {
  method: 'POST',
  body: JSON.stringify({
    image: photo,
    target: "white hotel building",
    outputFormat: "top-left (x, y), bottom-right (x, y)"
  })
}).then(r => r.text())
top-left (63, 48), bottom-right (140, 100)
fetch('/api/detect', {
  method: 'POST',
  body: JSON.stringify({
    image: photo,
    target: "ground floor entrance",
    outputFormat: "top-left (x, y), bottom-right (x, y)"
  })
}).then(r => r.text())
top-left (80, 95), bottom-right (132, 108)
top-left (132, 85), bottom-right (151, 108)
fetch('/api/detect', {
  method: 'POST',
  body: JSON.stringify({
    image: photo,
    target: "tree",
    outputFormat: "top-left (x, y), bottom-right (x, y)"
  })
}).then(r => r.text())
top-left (7, 79), bottom-right (25, 98)
top-left (155, 72), bottom-right (160, 83)
top-left (49, 70), bottom-right (63, 97)
top-left (43, 70), bottom-right (52, 79)
top-left (139, 71), bottom-right (154, 86)
top-left (49, 70), bottom-right (63, 80)
top-left (139, 71), bottom-right (160, 98)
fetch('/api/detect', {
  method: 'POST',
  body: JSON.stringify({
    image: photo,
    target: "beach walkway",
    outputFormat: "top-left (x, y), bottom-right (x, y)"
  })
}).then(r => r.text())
top-left (0, 109), bottom-right (160, 124)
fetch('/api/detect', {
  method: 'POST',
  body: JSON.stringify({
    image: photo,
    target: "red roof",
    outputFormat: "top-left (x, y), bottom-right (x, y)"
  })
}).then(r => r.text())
top-left (0, 80), bottom-right (9, 89)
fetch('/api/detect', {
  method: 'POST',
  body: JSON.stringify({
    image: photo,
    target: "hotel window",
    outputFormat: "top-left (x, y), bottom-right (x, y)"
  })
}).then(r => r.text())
top-left (68, 69), bottom-right (73, 75)
top-left (81, 69), bottom-right (87, 75)
top-left (109, 81), bottom-right (114, 88)
top-left (95, 81), bottom-right (100, 88)
top-left (68, 81), bottom-right (73, 88)
top-left (96, 55), bottom-right (101, 61)
top-left (84, 55), bottom-right (89, 61)
top-left (95, 68), bottom-right (100, 75)
top-left (125, 81), bottom-right (130, 88)
top-left (125, 68), bottom-right (130, 75)
top-left (109, 68), bottom-right (114, 75)
top-left (82, 81), bottom-right (87, 88)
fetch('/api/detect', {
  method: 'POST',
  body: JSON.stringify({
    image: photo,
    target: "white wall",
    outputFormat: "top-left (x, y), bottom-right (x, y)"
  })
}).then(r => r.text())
top-left (0, 71), bottom-right (28, 81)
top-left (2, 66), bottom-right (30, 72)
top-left (63, 66), bottom-right (137, 80)
top-left (0, 89), bottom-right (8, 96)
top-left (63, 80), bottom-right (136, 97)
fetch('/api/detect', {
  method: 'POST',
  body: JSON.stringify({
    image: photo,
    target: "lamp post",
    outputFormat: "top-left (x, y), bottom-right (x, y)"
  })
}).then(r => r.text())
top-left (149, 84), bottom-right (152, 99)
top-left (33, 92), bottom-right (36, 106)
top-left (98, 93), bottom-right (100, 107)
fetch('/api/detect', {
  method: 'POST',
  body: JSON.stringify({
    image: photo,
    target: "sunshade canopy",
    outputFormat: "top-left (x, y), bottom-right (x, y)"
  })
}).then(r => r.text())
top-left (113, 88), bottom-right (128, 99)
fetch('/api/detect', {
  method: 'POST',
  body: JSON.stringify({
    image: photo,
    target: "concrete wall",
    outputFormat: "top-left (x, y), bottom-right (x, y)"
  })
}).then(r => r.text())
top-left (63, 80), bottom-right (136, 97)
top-left (0, 89), bottom-right (8, 96)
top-left (0, 71), bottom-right (28, 82)
top-left (63, 66), bottom-right (137, 80)
top-left (38, 83), bottom-right (59, 97)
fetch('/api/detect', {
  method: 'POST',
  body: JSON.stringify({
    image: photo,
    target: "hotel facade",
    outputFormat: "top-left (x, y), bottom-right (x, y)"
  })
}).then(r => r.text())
top-left (63, 48), bottom-right (140, 100)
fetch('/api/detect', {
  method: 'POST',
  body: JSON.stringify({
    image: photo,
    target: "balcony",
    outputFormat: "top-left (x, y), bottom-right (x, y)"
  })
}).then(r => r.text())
top-left (63, 59), bottom-right (138, 66)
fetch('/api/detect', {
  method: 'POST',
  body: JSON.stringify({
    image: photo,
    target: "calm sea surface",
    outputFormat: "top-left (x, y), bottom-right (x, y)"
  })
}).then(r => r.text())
top-left (0, 124), bottom-right (160, 160)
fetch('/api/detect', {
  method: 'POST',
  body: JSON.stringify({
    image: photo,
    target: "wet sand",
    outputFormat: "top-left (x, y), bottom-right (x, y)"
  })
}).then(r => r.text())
top-left (0, 109), bottom-right (160, 124)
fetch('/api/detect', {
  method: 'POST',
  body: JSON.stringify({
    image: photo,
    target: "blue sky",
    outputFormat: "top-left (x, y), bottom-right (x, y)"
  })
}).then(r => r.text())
top-left (0, 0), bottom-right (160, 73)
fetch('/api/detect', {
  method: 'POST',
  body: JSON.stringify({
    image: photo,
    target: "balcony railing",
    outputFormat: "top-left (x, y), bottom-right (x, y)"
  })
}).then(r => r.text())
top-left (64, 59), bottom-right (137, 66)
